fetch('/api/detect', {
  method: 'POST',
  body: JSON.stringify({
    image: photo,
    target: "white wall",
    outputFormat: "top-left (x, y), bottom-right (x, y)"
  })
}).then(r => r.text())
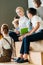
top-left (28, 0), bottom-right (35, 8)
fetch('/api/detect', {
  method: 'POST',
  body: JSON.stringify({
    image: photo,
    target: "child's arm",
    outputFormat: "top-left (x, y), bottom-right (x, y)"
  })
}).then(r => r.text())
top-left (24, 22), bottom-right (40, 36)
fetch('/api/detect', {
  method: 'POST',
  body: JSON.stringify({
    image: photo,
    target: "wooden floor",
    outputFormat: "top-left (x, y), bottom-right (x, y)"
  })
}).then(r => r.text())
top-left (0, 62), bottom-right (34, 65)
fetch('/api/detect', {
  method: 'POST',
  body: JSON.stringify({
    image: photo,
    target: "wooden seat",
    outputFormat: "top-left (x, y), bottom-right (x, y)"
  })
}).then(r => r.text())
top-left (30, 40), bottom-right (43, 52)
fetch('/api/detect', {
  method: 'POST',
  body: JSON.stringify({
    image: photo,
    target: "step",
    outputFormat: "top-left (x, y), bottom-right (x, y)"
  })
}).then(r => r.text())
top-left (30, 51), bottom-right (43, 65)
top-left (0, 62), bottom-right (34, 65)
top-left (30, 40), bottom-right (43, 52)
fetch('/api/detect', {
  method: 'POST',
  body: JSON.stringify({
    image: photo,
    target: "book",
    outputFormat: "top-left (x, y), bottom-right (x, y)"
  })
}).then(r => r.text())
top-left (20, 28), bottom-right (28, 35)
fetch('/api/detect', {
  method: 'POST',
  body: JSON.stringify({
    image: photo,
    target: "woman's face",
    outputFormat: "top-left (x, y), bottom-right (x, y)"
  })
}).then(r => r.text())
top-left (16, 9), bottom-right (24, 17)
top-left (33, 1), bottom-right (38, 8)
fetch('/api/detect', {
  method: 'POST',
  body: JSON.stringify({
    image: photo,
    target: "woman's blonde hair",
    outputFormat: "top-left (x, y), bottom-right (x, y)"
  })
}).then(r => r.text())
top-left (16, 6), bottom-right (24, 13)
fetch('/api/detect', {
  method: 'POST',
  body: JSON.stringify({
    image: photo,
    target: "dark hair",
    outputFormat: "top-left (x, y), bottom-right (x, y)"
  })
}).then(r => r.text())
top-left (33, 0), bottom-right (41, 7)
top-left (27, 8), bottom-right (37, 16)
top-left (15, 15), bottom-right (20, 19)
top-left (14, 15), bottom-right (19, 24)
top-left (2, 24), bottom-right (9, 34)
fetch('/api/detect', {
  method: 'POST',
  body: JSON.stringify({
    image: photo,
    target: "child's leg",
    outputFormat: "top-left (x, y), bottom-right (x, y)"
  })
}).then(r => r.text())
top-left (20, 31), bottom-right (43, 59)
top-left (9, 31), bottom-right (19, 41)
top-left (20, 37), bottom-right (30, 59)
top-left (26, 31), bottom-right (43, 42)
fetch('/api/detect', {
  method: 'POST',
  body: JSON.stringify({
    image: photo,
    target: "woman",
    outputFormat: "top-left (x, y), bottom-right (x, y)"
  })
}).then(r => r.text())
top-left (33, 0), bottom-right (43, 19)
top-left (0, 24), bottom-right (14, 62)
top-left (15, 8), bottom-right (43, 63)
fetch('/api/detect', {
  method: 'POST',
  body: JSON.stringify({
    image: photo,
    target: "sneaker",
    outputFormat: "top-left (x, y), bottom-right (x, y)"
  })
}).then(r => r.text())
top-left (17, 58), bottom-right (29, 63)
top-left (14, 57), bottom-right (21, 62)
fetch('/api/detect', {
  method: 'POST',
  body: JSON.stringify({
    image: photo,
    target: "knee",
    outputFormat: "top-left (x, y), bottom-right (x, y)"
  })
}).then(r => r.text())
top-left (23, 37), bottom-right (26, 41)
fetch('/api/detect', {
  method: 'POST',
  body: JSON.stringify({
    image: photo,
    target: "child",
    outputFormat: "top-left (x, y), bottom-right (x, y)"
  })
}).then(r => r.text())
top-left (15, 8), bottom-right (43, 63)
top-left (16, 6), bottom-right (32, 35)
top-left (0, 24), bottom-right (14, 62)
top-left (12, 16), bottom-right (19, 34)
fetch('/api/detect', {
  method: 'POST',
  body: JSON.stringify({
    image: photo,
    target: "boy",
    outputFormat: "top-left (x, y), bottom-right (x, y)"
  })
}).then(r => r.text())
top-left (12, 16), bottom-right (19, 34)
top-left (15, 8), bottom-right (43, 63)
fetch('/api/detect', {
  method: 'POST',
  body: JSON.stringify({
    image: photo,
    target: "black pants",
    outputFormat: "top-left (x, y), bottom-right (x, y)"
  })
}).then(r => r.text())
top-left (20, 30), bottom-right (43, 54)
top-left (9, 31), bottom-right (19, 41)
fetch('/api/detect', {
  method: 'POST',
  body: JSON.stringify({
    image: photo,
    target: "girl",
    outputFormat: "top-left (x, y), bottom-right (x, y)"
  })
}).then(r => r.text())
top-left (9, 7), bottom-right (32, 41)
top-left (16, 7), bottom-right (31, 33)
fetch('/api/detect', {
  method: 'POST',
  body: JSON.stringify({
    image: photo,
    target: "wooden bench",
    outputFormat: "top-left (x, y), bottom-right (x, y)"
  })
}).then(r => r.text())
top-left (15, 40), bottom-right (43, 65)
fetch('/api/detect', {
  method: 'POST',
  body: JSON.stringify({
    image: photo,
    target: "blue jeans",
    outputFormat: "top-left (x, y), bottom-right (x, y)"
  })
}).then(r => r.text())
top-left (20, 30), bottom-right (43, 54)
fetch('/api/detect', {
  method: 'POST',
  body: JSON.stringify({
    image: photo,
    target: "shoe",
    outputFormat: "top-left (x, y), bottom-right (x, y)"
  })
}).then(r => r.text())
top-left (17, 58), bottom-right (29, 63)
top-left (13, 58), bottom-right (17, 60)
top-left (14, 57), bottom-right (21, 62)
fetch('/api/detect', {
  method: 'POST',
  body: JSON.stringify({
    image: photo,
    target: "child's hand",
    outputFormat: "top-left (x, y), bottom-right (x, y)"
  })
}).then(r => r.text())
top-left (24, 34), bottom-right (29, 37)
top-left (18, 35), bottom-right (24, 41)
top-left (14, 29), bottom-right (20, 34)
top-left (16, 31), bottom-right (20, 34)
